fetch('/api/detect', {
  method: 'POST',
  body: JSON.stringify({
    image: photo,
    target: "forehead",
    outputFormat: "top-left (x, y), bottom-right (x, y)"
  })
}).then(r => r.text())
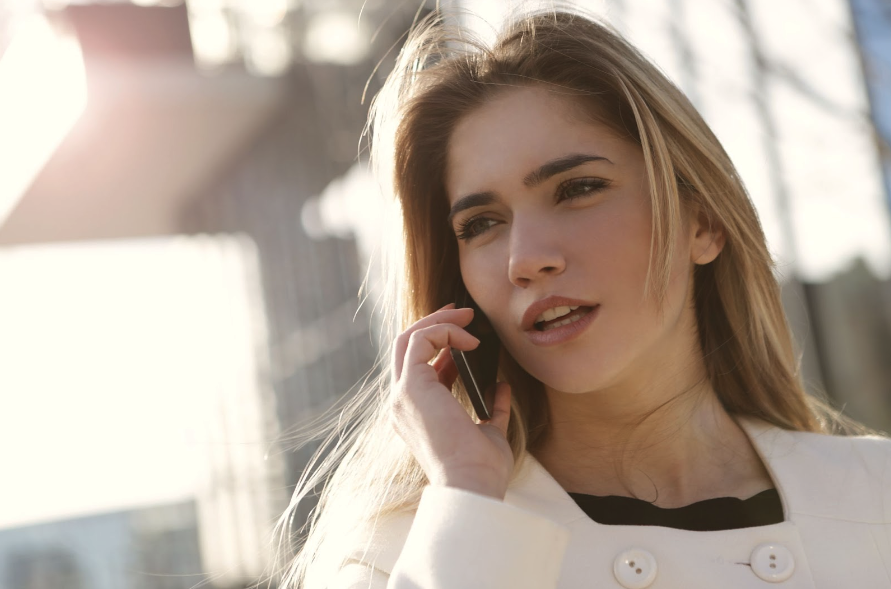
top-left (445, 86), bottom-right (629, 203)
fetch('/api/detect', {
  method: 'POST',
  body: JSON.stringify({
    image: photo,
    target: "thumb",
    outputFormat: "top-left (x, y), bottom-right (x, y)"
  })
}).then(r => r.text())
top-left (486, 381), bottom-right (512, 436)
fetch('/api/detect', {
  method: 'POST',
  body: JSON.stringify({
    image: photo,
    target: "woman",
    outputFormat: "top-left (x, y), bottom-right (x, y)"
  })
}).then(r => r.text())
top-left (274, 8), bottom-right (891, 588)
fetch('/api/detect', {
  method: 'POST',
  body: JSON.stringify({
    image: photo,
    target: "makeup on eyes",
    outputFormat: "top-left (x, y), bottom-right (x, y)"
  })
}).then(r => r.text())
top-left (447, 152), bottom-right (614, 226)
top-left (453, 176), bottom-right (612, 241)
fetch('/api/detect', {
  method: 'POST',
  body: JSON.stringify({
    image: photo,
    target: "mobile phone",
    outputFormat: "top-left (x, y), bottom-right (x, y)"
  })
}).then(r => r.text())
top-left (449, 284), bottom-right (501, 421)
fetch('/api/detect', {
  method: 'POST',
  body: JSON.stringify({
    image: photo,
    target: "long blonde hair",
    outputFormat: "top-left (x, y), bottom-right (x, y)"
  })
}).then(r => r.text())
top-left (273, 8), bottom-right (841, 587)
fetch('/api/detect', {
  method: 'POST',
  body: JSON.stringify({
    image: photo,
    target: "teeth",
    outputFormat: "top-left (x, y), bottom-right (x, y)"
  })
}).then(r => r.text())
top-left (535, 305), bottom-right (579, 324)
top-left (541, 310), bottom-right (587, 331)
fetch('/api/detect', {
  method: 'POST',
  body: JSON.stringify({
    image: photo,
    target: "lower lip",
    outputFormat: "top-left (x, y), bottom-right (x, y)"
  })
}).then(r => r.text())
top-left (525, 305), bottom-right (600, 347)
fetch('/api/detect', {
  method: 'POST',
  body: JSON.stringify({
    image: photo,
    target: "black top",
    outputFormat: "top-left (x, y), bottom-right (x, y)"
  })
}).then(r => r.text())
top-left (568, 489), bottom-right (783, 531)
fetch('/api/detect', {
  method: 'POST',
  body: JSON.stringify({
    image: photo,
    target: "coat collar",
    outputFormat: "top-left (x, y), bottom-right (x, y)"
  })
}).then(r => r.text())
top-left (734, 416), bottom-right (890, 523)
top-left (508, 415), bottom-right (890, 525)
top-left (354, 416), bottom-right (889, 576)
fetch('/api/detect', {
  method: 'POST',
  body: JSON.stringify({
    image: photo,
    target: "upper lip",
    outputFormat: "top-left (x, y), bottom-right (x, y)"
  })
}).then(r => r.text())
top-left (521, 295), bottom-right (599, 331)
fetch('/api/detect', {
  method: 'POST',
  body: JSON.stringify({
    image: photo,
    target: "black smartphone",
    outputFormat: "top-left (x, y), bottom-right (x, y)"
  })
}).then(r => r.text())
top-left (450, 284), bottom-right (501, 421)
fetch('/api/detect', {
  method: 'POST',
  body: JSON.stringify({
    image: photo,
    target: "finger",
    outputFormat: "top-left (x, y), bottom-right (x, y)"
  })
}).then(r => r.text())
top-left (402, 323), bottom-right (479, 380)
top-left (482, 382), bottom-right (512, 436)
top-left (432, 346), bottom-right (459, 388)
top-left (392, 307), bottom-right (473, 382)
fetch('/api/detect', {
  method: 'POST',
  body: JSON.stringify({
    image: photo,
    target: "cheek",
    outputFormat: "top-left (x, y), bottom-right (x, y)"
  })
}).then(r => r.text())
top-left (570, 210), bottom-right (653, 293)
top-left (459, 246), bottom-right (508, 306)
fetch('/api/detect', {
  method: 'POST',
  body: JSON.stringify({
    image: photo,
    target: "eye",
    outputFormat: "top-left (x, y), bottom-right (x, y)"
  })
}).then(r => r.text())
top-left (455, 215), bottom-right (498, 241)
top-left (556, 177), bottom-right (611, 202)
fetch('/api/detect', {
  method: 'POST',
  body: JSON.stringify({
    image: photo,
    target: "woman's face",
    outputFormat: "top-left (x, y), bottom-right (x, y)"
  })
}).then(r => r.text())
top-left (445, 86), bottom-right (717, 396)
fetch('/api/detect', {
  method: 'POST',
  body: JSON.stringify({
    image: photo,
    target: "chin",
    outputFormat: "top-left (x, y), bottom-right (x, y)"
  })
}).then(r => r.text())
top-left (521, 363), bottom-right (608, 395)
top-left (503, 339), bottom-right (624, 394)
top-left (509, 342), bottom-right (630, 395)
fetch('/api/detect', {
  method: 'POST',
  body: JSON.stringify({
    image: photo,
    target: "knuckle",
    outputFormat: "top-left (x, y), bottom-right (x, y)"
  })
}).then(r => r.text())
top-left (407, 328), bottom-right (426, 346)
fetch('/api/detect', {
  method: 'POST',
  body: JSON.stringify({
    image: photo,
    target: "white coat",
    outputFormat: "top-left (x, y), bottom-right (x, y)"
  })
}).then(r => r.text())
top-left (331, 417), bottom-right (891, 588)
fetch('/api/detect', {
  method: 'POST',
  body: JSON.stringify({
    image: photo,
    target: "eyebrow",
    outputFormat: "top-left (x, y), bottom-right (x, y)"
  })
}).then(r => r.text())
top-left (447, 153), bottom-right (612, 226)
top-left (523, 153), bottom-right (612, 187)
top-left (447, 191), bottom-right (497, 226)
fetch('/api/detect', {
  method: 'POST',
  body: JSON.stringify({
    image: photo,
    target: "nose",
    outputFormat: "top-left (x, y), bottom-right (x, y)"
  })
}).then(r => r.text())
top-left (507, 216), bottom-right (566, 287)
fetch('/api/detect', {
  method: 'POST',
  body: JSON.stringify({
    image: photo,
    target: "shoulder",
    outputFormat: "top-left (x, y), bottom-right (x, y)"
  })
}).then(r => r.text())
top-left (785, 425), bottom-right (891, 466)
top-left (785, 426), bottom-right (891, 488)
top-left (741, 417), bottom-right (891, 523)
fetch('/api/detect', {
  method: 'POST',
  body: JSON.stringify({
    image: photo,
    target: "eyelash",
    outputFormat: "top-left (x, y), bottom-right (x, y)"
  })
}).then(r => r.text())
top-left (454, 177), bottom-right (611, 241)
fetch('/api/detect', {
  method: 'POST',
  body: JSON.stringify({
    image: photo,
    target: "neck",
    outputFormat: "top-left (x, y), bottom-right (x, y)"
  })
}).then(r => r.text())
top-left (530, 379), bottom-right (773, 507)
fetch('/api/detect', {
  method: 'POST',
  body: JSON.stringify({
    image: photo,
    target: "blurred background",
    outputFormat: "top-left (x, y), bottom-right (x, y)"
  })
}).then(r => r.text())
top-left (0, 0), bottom-right (889, 587)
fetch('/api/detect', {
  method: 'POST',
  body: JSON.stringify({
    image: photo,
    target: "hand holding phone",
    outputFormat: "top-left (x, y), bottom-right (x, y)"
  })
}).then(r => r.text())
top-left (388, 297), bottom-right (513, 500)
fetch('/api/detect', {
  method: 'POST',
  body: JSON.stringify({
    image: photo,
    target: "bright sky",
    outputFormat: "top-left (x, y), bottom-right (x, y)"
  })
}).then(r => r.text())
top-left (0, 236), bottom-right (267, 530)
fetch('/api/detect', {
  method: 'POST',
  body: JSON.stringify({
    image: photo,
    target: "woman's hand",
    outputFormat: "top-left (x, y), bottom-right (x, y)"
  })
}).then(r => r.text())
top-left (390, 303), bottom-right (514, 500)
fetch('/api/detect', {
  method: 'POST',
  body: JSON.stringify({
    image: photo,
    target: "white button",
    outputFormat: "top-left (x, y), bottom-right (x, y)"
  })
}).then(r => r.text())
top-left (750, 543), bottom-right (795, 582)
top-left (613, 548), bottom-right (657, 589)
